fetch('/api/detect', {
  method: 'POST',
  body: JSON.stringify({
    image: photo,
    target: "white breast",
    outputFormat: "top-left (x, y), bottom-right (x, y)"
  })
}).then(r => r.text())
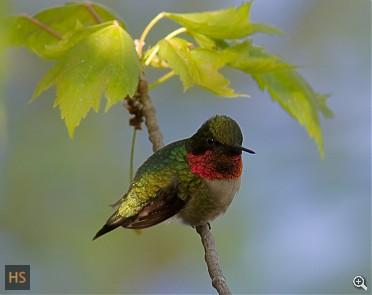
top-left (177, 177), bottom-right (242, 225)
top-left (204, 177), bottom-right (241, 214)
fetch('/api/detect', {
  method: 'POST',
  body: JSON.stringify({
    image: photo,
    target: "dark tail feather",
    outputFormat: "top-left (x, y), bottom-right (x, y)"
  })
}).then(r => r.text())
top-left (93, 223), bottom-right (120, 240)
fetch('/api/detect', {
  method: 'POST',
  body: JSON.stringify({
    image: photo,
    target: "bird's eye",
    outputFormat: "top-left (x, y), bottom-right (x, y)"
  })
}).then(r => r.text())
top-left (207, 138), bottom-right (214, 145)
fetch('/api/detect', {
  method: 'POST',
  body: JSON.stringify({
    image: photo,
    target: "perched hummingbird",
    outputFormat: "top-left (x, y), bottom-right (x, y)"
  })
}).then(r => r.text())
top-left (93, 115), bottom-right (255, 240)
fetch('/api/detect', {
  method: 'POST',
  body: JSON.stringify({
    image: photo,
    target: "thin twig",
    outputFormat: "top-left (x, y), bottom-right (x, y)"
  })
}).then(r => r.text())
top-left (196, 225), bottom-right (232, 295)
top-left (129, 128), bottom-right (137, 181)
top-left (22, 14), bottom-right (62, 40)
top-left (137, 73), bottom-right (231, 294)
top-left (144, 27), bottom-right (187, 66)
top-left (84, 2), bottom-right (103, 24)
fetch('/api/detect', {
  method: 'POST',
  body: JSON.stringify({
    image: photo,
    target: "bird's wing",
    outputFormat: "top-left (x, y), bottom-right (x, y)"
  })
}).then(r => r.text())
top-left (93, 178), bottom-right (186, 239)
top-left (123, 178), bottom-right (186, 229)
top-left (93, 140), bottom-right (190, 240)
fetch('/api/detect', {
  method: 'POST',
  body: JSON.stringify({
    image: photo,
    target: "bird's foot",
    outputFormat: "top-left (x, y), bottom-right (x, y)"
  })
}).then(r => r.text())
top-left (192, 223), bottom-right (211, 230)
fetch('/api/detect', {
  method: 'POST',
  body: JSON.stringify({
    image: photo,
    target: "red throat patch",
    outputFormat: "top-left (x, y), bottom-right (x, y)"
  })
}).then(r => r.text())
top-left (187, 150), bottom-right (242, 180)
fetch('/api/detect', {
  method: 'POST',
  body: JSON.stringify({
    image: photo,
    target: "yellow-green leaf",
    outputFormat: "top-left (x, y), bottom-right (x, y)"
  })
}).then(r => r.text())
top-left (44, 21), bottom-right (113, 59)
top-left (225, 42), bottom-right (293, 73)
top-left (189, 32), bottom-right (228, 50)
top-left (158, 38), bottom-right (240, 97)
top-left (315, 94), bottom-right (333, 118)
top-left (33, 22), bottom-right (140, 137)
top-left (6, 2), bottom-right (125, 59)
top-left (164, 2), bottom-right (280, 40)
top-left (226, 43), bottom-right (331, 156)
top-left (253, 70), bottom-right (325, 156)
top-left (190, 49), bottom-right (241, 97)
top-left (158, 38), bottom-right (199, 90)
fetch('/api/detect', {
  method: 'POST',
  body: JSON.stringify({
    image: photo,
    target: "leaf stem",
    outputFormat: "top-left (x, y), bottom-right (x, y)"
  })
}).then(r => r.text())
top-left (129, 127), bottom-right (137, 181)
top-left (149, 71), bottom-right (175, 90)
top-left (137, 12), bottom-right (165, 57)
top-left (165, 27), bottom-right (187, 40)
top-left (144, 46), bottom-right (160, 66)
top-left (83, 2), bottom-right (103, 24)
top-left (22, 14), bottom-right (62, 40)
top-left (144, 27), bottom-right (187, 66)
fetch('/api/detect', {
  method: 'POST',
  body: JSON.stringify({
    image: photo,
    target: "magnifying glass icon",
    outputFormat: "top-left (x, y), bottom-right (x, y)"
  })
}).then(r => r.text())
top-left (353, 275), bottom-right (368, 291)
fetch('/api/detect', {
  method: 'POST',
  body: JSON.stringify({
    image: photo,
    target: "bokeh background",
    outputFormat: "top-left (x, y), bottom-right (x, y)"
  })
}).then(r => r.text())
top-left (1, 0), bottom-right (370, 294)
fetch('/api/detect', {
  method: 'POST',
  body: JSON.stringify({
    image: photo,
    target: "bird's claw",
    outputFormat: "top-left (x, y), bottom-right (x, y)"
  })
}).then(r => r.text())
top-left (192, 222), bottom-right (211, 230)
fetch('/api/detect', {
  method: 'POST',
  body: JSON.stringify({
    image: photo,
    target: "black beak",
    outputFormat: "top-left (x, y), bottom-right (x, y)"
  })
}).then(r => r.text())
top-left (238, 145), bottom-right (256, 154)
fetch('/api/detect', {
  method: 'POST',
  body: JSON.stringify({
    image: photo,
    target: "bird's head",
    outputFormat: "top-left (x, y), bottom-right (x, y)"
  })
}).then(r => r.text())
top-left (187, 115), bottom-right (255, 156)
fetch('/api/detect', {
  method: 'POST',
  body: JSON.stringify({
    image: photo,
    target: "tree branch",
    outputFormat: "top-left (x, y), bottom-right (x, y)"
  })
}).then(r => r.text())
top-left (137, 78), bottom-right (164, 151)
top-left (196, 224), bottom-right (232, 295)
top-left (136, 75), bottom-right (232, 294)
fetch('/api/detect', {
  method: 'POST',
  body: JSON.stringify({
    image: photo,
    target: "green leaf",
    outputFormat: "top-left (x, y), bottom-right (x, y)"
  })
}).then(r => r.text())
top-left (258, 76), bottom-right (325, 153)
top-left (44, 21), bottom-right (113, 59)
top-left (158, 38), bottom-right (240, 97)
top-left (187, 39), bottom-right (330, 155)
top-left (158, 38), bottom-right (198, 90)
top-left (225, 43), bottom-right (331, 156)
top-left (254, 70), bottom-right (326, 156)
top-left (249, 23), bottom-right (283, 36)
top-left (33, 21), bottom-right (140, 137)
top-left (189, 32), bottom-right (228, 50)
top-left (6, 2), bottom-right (125, 58)
top-left (164, 2), bottom-right (281, 40)
top-left (143, 46), bottom-right (167, 68)
top-left (32, 62), bottom-right (63, 99)
top-left (225, 42), bottom-right (293, 73)
top-left (315, 94), bottom-right (334, 118)
top-left (190, 49), bottom-right (241, 97)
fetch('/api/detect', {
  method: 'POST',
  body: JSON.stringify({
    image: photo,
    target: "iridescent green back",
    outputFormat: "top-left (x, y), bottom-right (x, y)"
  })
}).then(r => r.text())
top-left (117, 139), bottom-right (200, 218)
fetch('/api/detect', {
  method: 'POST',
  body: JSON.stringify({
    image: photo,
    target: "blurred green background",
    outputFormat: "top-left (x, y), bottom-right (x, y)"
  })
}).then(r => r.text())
top-left (1, 0), bottom-right (370, 294)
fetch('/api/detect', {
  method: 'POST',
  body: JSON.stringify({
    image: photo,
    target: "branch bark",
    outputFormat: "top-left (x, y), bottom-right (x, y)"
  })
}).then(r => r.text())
top-left (137, 78), bottom-right (164, 151)
top-left (136, 76), bottom-right (232, 295)
top-left (196, 224), bottom-right (232, 295)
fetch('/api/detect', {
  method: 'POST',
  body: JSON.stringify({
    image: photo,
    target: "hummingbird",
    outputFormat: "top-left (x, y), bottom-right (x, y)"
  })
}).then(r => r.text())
top-left (93, 115), bottom-right (255, 240)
